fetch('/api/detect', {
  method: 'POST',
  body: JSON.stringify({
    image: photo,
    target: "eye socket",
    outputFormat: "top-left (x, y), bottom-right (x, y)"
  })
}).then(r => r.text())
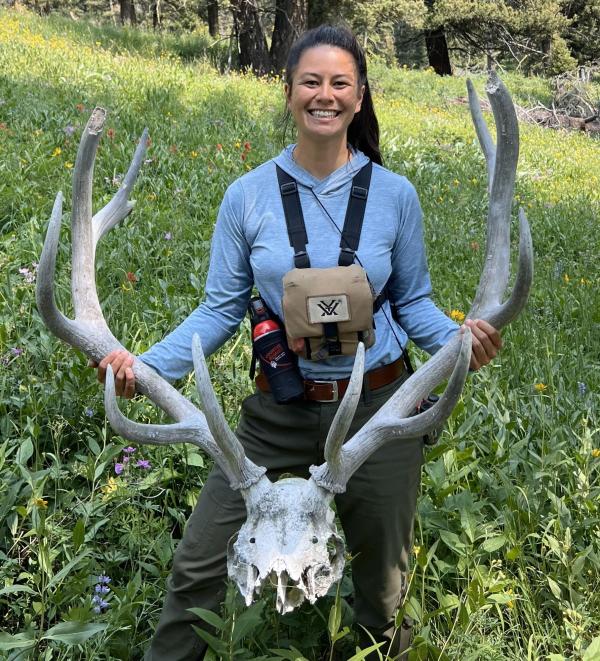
top-left (312, 536), bottom-right (318, 544)
top-left (249, 537), bottom-right (256, 544)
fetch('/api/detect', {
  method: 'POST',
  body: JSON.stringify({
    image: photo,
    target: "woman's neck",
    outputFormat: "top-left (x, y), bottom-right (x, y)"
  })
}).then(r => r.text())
top-left (292, 138), bottom-right (350, 180)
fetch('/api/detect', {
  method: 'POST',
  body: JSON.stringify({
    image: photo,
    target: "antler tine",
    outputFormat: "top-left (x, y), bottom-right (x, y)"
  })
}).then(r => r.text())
top-left (93, 127), bottom-right (148, 244)
top-left (320, 343), bottom-right (365, 491)
top-left (191, 335), bottom-right (266, 489)
top-left (37, 110), bottom-right (265, 491)
top-left (468, 74), bottom-right (533, 326)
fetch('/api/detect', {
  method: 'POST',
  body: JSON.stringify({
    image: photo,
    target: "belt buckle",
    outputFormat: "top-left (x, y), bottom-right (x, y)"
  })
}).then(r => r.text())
top-left (311, 380), bottom-right (339, 403)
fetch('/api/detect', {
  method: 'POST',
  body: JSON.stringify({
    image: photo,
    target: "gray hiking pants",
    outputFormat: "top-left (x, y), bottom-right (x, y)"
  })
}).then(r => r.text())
top-left (144, 375), bottom-right (423, 660)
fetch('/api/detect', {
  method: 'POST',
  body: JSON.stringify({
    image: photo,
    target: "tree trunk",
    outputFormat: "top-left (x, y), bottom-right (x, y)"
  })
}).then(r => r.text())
top-left (270, 0), bottom-right (307, 72)
top-left (424, 26), bottom-right (452, 75)
top-left (207, 0), bottom-right (219, 37)
top-left (152, 0), bottom-right (161, 29)
top-left (307, 0), bottom-right (341, 29)
top-left (119, 0), bottom-right (137, 25)
top-left (230, 0), bottom-right (271, 75)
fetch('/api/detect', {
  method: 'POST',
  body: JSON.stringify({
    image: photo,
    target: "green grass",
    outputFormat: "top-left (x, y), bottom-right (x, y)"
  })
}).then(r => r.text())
top-left (1, 7), bottom-right (599, 661)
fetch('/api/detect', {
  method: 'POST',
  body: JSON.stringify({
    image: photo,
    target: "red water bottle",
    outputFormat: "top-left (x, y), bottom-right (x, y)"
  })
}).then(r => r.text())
top-left (249, 297), bottom-right (304, 404)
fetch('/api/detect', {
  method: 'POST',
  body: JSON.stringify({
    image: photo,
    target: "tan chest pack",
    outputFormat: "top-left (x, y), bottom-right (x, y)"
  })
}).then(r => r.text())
top-left (275, 162), bottom-right (386, 361)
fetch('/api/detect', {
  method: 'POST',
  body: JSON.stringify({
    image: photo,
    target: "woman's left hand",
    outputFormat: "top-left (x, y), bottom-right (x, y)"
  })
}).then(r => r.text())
top-left (460, 319), bottom-right (502, 371)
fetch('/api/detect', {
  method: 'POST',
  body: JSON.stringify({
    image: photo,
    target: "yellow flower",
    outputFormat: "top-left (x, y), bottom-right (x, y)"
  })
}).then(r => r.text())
top-left (563, 273), bottom-right (570, 283)
top-left (449, 309), bottom-right (465, 323)
top-left (33, 497), bottom-right (48, 509)
top-left (101, 476), bottom-right (118, 497)
top-left (534, 383), bottom-right (547, 392)
top-left (52, 147), bottom-right (62, 157)
top-left (190, 150), bottom-right (198, 158)
top-left (592, 449), bottom-right (600, 458)
top-left (235, 142), bottom-right (241, 149)
top-left (65, 162), bottom-right (73, 169)
top-left (413, 545), bottom-right (421, 555)
top-left (580, 278), bottom-right (591, 285)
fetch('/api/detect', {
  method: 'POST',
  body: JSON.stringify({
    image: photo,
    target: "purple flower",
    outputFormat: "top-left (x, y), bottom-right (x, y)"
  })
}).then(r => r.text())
top-left (123, 446), bottom-right (136, 454)
top-left (114, 462), bottom-right (124, 475)
top-left (63, 124), bottom-right (75, 136)
top-left (91, 595), bottom-right (109, 612)
top-left (97, 574), bottom-right (111, 584)
top-left (10, 347), bottom-right (23, 356)
top-left (136, 459), bottom-right (151, 470)
top-left (95, 584), bottom-right (110, 594)
top-left (84, 407), bottom-right (94, 417)
top-left (164, 231), bottom-right (172, 240)
top-left (123, 455), bottom-right (130, 463)
top-left (578, 382), bottom-right (587, 396)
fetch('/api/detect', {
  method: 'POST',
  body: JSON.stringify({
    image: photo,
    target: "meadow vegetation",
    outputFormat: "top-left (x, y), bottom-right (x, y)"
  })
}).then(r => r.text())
top-left (0, 8), bottom-right (599, 661)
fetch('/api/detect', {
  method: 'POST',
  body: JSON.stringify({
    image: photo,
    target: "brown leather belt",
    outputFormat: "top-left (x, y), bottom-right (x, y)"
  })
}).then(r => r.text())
top-left (255, 357), bottom-right (406, 403)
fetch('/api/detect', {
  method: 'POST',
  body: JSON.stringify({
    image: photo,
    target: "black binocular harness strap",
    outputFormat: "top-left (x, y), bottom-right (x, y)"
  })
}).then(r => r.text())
top-left (276, 161), bottom-right (383, 356)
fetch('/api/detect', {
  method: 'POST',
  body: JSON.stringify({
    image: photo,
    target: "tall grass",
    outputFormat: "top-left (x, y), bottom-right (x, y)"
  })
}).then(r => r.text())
top-left (1, 8), bottom-right (599, 660)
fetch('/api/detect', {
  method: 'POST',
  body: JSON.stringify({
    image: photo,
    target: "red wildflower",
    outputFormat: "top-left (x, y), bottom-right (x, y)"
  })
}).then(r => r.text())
top-left (469, 241), bottom-right (480, 252)
top-left (241, 153), bottom-right (246, 161)
top-left (75, 103), bottom-right (85, 112)
top-left (146, 137), bottom-right (152, 148)
top-left (216, 143), bottom-right (223, 151)
top-left (169, 144), bottom-right (178, 153)
top-left (106, 128), bottom-right (115, 140)
top-left (243, 141), bottom-right (251, 152)
top-left (126, 271), bottom-right (137, 283)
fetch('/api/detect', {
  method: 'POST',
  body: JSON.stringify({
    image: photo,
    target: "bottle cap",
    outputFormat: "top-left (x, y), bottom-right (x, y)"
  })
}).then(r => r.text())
top-left (253, 320), bottom-right (279, 339)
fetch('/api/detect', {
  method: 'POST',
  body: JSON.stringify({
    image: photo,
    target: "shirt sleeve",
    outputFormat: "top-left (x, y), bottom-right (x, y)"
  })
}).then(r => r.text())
top-left (139, 181), bottom-right (253, 381)
top-left (388, 182), bottom-right (459, 355)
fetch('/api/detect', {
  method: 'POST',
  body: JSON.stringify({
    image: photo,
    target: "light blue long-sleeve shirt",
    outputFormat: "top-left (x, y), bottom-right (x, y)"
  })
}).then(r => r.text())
top-left (140, 146), bottom-right (459, 381)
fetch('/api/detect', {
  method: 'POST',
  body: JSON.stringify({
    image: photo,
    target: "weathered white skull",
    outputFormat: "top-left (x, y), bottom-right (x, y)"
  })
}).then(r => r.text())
top-left (228, 475), bottom-right (345, 614)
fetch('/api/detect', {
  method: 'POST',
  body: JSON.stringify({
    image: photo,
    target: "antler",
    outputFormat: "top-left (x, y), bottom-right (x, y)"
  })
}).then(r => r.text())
top-left (36, 109), bottom-right (265, 490)
top-left (311, 73), bottom-right (534, 493)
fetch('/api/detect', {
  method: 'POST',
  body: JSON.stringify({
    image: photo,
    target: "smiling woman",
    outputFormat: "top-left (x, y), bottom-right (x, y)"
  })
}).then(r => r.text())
top-left (89, 23), bottom-right (502, 661)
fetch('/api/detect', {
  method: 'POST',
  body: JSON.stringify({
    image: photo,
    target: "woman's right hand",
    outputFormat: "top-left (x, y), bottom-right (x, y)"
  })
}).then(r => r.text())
top-left (89, 349), bottom-right (136, 399)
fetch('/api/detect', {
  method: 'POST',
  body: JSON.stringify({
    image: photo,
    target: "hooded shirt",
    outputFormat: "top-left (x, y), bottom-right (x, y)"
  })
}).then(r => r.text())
top-left (140, 146), bottom-right (458, 382)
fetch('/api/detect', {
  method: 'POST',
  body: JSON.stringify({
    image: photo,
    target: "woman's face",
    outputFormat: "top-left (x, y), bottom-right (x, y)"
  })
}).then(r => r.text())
top-left (285, 45), bottom-right (364, 145)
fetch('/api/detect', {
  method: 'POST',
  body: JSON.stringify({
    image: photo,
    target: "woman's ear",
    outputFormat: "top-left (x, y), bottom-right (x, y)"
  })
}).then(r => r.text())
top-left (355, 84), bottom-right (365, 114)
top-left (284, 82), bottom-right (291, 105)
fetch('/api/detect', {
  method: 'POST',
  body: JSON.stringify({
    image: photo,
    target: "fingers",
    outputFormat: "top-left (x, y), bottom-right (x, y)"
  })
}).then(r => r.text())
top-left (95, 349), bottom-right (136, 397)
top-left (464, 319), bottom-right (502, 371)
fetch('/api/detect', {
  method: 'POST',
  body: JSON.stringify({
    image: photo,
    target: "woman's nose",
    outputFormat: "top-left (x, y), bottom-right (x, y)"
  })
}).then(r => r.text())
top-left (316, 83), bottom-right (334, 102)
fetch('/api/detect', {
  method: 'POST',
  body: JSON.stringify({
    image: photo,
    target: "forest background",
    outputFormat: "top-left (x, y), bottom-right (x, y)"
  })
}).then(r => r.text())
top-left (0, 1), bottom-right (599, 660)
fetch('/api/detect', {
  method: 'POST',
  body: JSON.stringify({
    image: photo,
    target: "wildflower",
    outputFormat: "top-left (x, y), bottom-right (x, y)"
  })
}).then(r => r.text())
top-left (101, 477), bottom-right (117, 497)
top-left (592, 449), bottom-right (600, 458)
top-left (413, 545), bottom-right (421, 555)
top-left (84, 407), bottom-right (94, 417)
top-left (243, 141), bottom-right (251, 151)
top-left (123, 455), bottom-right (130, 463)
top-left (33, 497), bottom-right (48, 509)
top-left (136, 459), bottom-right (151, 470)
top-left (94, 584), bottom-right (110, 594)
top-left (578, 382), bottom-right (587, 396)
top-left (216, 143), bottom-right (222, 151)
top-left (580, 278), bottom-right (591, 285)
top-left (97, 574), bottom-right (111, 584)
top-left (114, 462), bottom-right (124, 475)
top-left (18, 266), bottom-right (35, 283)
top-left (112, 174), bottom-right (123, 187)
top-left (164, 232), bottom-right (172, 240)
top-left (146, 137), bottom-right (152, 147)
top-left (75, 103), bottom-right (85, 112)
top-left (92, 595), bottom-right (109, 614)
top-left (10, 347), bottom-right (23, 356)
top-left (123, 446), bottom-right (136, 454)
top-left (63, 124), bottom-right (75, 136)
top-left (235, 141), bottom-right (241, 149)
top-left (169, 144), bottom-right (178, 154)
top-left (469, 241), bottom-right (480, 251)
top-left (241, 152), bottom-right (246, 161)
top-left (147, 192), bottom-right (157, 200)
top-left (106, 128), bottom-right (115, 140)
top-left (190, 150), bottom-right (198, 158)
top-left (52, 147), bottom-right (62, 157)
top-left (563, 273), bottom-right (570, 283)
top-left (126, 271), bottom-right (137, 284)
top-left (534, 383), bottom-right (547, 392)
top-left (449, 309), bottom-right (465, 323)
top-left (65, 162), bottom-right (73, 169)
